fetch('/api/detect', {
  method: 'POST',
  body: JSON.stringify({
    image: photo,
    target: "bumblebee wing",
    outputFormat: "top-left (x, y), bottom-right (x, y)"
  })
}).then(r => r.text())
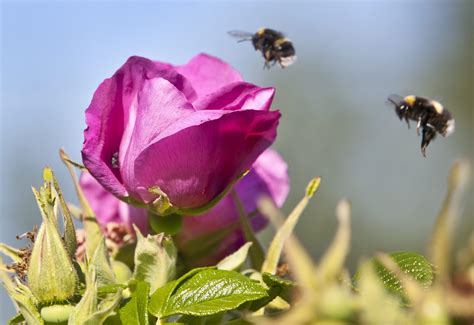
top-left (228, 30), bottom-right (254, 42)
top-left (387, 94), bottom-right (404, 107)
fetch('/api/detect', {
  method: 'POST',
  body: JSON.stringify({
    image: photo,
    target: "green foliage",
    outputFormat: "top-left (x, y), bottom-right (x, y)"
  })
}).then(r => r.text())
top-left (1, 160), bottom-right (473, 324)
top-left (261, 273), bottom-right (293, 302)
top-left (149, 268), bottom-right (268, 318)
top-left (119, 281), bottom-right (150, 324)
top-left (261, 177), bottom-right (321, 275)
top-left (354, 251), bottom-right (434, 297)
top-left (217, 242), bottom-right (253, 271)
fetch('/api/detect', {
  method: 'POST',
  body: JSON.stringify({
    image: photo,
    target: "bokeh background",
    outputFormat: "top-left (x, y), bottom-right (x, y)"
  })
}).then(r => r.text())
top-left (1, 0), bottom-right (472, 321)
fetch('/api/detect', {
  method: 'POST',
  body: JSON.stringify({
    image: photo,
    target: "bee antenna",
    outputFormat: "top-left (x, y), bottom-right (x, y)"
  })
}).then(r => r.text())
top-left (387, 97), bottom-right (397, 105)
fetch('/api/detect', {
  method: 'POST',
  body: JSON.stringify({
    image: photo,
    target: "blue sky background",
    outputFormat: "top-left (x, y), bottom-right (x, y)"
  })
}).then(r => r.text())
top-left (1, 1), bottom-right (472, 321)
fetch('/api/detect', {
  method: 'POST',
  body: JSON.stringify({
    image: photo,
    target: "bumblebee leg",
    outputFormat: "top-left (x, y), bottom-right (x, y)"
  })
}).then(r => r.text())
top-left (421, 127), bottom-right (437, 157)
top-left (404, 116), bottom-right (410, 129)
top-left (416, 118), bottom-right (422, 136)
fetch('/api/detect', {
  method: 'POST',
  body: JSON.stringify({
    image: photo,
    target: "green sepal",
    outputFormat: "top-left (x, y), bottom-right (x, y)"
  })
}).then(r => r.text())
top-left (6, 313), bottom-right (24, 325)
top-left (2, 280), bottom-right (43, 325)
top-left (69, 268), bottom-right (122, 325)
top-left (44, 168), bottom-right (77, 259)
top-left (149, 213), bottom-right (183, 236)
top-left (89, 237), bottom-right (116, 287)
top-left (261, 177), bottom-right (321, 275)
top-left (60, 149), bottom-right (102, 258)
top-left (216, 242), bottom-right (253, 271)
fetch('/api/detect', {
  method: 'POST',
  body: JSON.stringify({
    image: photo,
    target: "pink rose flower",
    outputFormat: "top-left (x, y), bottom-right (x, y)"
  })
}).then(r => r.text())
top-left (79, 149), bottom-right (289, 265)
top-left (82, 53), bottom-right (281, 214)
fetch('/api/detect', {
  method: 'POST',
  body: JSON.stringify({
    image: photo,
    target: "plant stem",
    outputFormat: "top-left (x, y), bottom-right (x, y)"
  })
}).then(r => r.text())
top-left (231, 190), bottom-right (266, 270)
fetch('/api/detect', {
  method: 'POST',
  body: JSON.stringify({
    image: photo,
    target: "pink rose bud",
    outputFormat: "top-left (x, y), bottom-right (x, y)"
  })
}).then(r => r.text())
top-left (82, 54), bottom-right (280, 215)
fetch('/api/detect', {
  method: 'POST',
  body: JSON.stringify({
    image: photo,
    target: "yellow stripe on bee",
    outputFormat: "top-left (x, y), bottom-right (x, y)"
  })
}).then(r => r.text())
top-left (404, 95), bottom-right (416, 106)
top-left (257, 28), bottom-right (265, 36)
top-left (431, 100), bottom-right (444, 114)
top-left (274, 38), bottom-right (289, 47)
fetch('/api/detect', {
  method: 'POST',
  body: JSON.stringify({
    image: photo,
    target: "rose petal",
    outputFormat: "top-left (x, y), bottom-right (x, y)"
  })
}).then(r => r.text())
top-left (252, 148), bottom-right (290, 206)
top-left (132, 110), bottom-right (281, 206)
top-left (176, 53), bottom-right (242, 101)
top-left (120, 77), bottom-right (195, 197)
top-left (193, 82), bottom-right (275, 112)
top-left (178, 149), bottom-right (289, 265)
top-left (82, 77), bottom-right (128, 197)
top-left (82, 56), bottom-right (196, 197)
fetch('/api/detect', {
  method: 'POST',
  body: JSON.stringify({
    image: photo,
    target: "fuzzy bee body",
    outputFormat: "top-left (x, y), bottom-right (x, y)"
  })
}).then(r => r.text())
top-left (388, 95), bottom-right (455, 156)
top-left (228, 28), bottom-right (296, 69)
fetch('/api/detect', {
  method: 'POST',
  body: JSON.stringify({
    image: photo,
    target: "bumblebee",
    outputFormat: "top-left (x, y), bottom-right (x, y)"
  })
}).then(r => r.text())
top-left (387, 94), bottom-right (455, 156)
top-left (228, 28), bottom-right (296, 69)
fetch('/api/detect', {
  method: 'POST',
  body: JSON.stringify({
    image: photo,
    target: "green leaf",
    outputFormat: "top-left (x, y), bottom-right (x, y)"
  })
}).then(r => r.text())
top-left (149, 268), bottom-right (267, 318)
top-left (149, 280), bottom-right (179, 318)
top-left (149, 268), bottom-right (209, 318)
top-left (262, 273), bottom-right (293, 302)
top-left (354, 251), bottom-right (434, 297)
top-left (261, 177), bottom-right (321, 275)
top-left (120, 281), bottom-right (150, 325)
top-left (356, 261), bottom-right (411, 324)
top-left (133, 226), bottom-right (177, 294)
top-left (217, 242), bottom-right (252, 271)
top-left (248, 273), bottom-right (294, 311)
